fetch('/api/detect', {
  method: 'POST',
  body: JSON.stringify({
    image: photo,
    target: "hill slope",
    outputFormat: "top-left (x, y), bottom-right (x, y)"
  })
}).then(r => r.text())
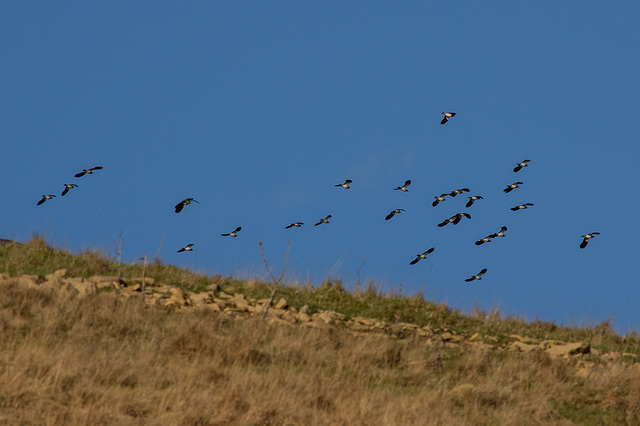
top-left (1, 237), bottom-right (639, 425)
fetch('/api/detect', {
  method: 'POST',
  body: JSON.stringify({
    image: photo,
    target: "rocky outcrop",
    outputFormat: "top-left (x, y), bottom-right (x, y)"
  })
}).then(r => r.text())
top-left (1, 271), bottom-right (633, 373)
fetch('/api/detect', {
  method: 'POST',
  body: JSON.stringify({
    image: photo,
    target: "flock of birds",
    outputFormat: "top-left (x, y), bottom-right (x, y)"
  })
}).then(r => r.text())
top-left (36, 113), bottom-right (600, 283)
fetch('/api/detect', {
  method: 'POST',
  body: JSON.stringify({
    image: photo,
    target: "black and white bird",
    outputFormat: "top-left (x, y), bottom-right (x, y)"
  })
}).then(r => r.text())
top-left (74, 166), bottom-right (103, 178)
top-left (314, 215), bottom-right (332, 226)
top-left (441, 112), bottom-right (456, 125)
top-left (580, 232), bottom-right (600, 249)
top-left (394, 180), bottom-right (412, 192)
top-left (61, 184), bottom-right (78, 196)
top-left (37, 195), bottom-right (55, 206)
top-left (385, 209), bottom-right (405, 221)
top-left (466, 195), bottom-right (483, 208)
top-left (449, 188), bottom-right (470, 197)
top-left (437, 212), bottom-right (471, 227)
top-left (474, 235), bottom-right (493, 246)
top-left (465, 268), bottom-right (487, 282)
top-left (491, 226), bottom-right (508, 238)
top-left (432, 194), bottom-right (448, 207)
top-left (409, 247), bottom-right (435, 265)
top-left (175, 198), bottom-right (199, 213)
top-left (177, 244), bottom-right (194, 253)
top-left (336, 179), bottom-right (352, 189)
top-left (510, 203), bottom-right (534, 211)
top-left (503, 182), bottom-right (523, 193)
top-left (285, 222), bottom-right (304, 229)
top-left (221, 226), bottom-right (242, 237)
top-left (513, 160), bottom-right (530, 173)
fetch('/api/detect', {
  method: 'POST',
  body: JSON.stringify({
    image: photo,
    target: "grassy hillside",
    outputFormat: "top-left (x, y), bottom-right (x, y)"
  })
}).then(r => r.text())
top-left (1, 236), bottom-right (639, 425)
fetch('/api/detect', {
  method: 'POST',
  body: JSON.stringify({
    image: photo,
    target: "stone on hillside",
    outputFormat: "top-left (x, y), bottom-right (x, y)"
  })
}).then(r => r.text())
top-left (509, 341), bottom-right (538, 353)
top-left (65, 277), bottom-right (97, 297)
top-left (18, 275), bottom-right (39, 289)
top-left (296, 312), bottom-right (311, 323)
top-left (274, 298), bottom-right (288, 310)
top-left (207, 283), bottom-right (219, 292)
top-left (470, 332), bottom-right (481, 341)
top-left (316, 311), bottom-right (334, 325)
top-left (508, 334), bottom-right (529, 343)
top-left (54, 269), bottom-right (67, 278)
top-left (58, 282), bottom-right (80, 298)
top-left (190, 292), bottom-right (212, 307)
top-left (545, 342), bottom-right (590, 358)
top-left (89, 275), bottom-right (119, 284)
top-left (225, 286), bottom-right (235, 294)
top-left (217, 292), bottom-right (233, 299)
top-left (166, 287), bottom-right (187, 307)
top-left (281, 311), bottom-right (297, 323)
top-left (232, 294), bottom-right (252, 312)
top-left (440, 332), bottom-right (453, 341)
top-left (267, 308), bottom-right (286, 318)
top-left (299, 305), bottom-right (309, 314)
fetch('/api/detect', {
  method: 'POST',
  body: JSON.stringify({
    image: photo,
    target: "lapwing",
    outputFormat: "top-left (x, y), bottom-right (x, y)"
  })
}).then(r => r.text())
top-left (437, 212), bottom-right (471, 227)
top-left (466, 195), bottom-right (483, 208)
top-left (177, 244), bottom-right (194, 253)
top-left (37, 195), bottom-right (55, 206)
top-left (465, 268), bottom-right (487, 282)
top-left (491, 226), bottom-right (508, 238)
top-left (433, 194), bottom-right (448, 207)
top-left (335, 179), bottom-right (352, 189)
top-left (285, 222), bottom-right (304, 229)
top-left (175, 198), bottom-right (199, 213)
top-left (74, 166), bottom-right (103, 178)
top-left (510, 203), bottom-right (534, 211)
top-left (441, 112), bottom-right (456, 125)
top-left (409, 247), bottom-right (435, 265)
top-left (449, 188), bottom-right (470, 197)
top-left (513, 160), bottom-right (530, 173)
top-left (385, 209), bottom-right (405, 221)
top-left (61, 184), bottom-right (78, 196)
top-left (314, 215), bottom-right (332, 226)
top-left (394, 180), bottom-right (412, 192)
top-left (503, 182), bottom-right (523, 193)
top-left (474, 235), bottom-right (493, 246)
top-left (221, 226), bottom-right (242, 237)
top-left (580, 232), bottom-right (600, 249)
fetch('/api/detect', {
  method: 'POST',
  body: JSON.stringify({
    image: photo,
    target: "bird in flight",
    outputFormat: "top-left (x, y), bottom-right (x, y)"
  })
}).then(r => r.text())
top-left (314, 215), bottom-right (332, 226)
top-left (491, 226), bottom-right (508, 238)
top-left (285, 222), bottom-right (304, 229)
top-left (432, 194), bottom-right (448, 207)
top-left (513, 160), bottom-right (530, 173)
top-left (449, 188), bottom-right (470, 197)
top-left (441, 112), bottom-right (456, 125)
top-left (503, 182), bottom-right (523, 193)
top-left (511, 203), bottom-right (534, 211)
top-left (74, 166), bottom-right (103, 178)
top-left (474, 235), bottom-right (493, 246)
top-left (37, 195), bottom-right (55, 205)
top-left (409, 247), bottom-right (435, 265)
top-left (437, 212), bottom-right (471, 227)
top-left (177, 244), bottom-right (194, 253)
top-left (580, 232), bottom-right (600, 249)
top-left (385, 209), bottom-right (405, 221)
top-left (61, 184), bottom-right (78, 196)
top-left (175, 198), bottom-right (199, 213)
top-left (221, 226), bottom-right (242, 237)
top-left (466, 195), bottom-right (483, 208)
top-left (394, 180), bottom-right (412, 192)
top-left (465, 268), bottom-right (487, 282)
top-left (336, 179), bottom-right (352, 189)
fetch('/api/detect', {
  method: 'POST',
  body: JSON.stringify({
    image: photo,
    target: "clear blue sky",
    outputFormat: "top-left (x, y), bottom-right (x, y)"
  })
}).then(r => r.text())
top-left (2, 2), bottom-right (639, 333)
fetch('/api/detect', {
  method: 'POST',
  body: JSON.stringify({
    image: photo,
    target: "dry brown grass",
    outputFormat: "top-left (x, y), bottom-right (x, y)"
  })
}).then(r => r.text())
top-left (1, 278), bottom-right (640, 425)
